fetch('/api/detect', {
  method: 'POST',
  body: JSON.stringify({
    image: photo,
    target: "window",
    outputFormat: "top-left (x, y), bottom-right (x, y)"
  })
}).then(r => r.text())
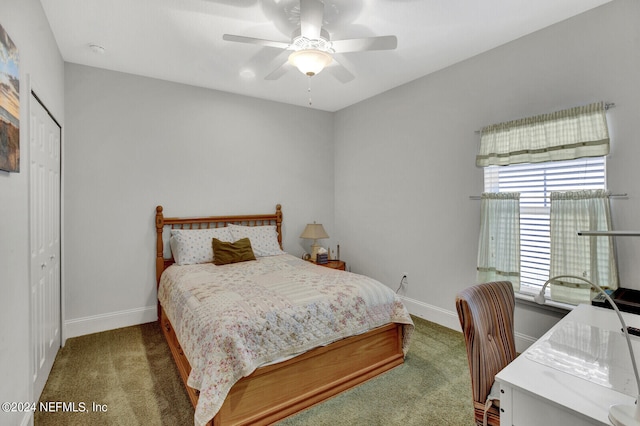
top-left (484, 157), bottom-right (606, 293)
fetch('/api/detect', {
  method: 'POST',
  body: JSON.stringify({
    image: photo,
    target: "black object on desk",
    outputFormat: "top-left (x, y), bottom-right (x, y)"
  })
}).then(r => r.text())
top-left (592, 287), bottom-right (640, 315)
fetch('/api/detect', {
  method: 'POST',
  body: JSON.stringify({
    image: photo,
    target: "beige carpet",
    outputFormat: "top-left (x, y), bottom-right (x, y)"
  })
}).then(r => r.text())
top-left (36, 316), bottom-right (475, 425)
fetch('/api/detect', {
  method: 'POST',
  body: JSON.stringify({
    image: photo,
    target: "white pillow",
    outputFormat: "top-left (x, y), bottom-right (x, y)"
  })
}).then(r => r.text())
top-left (228, 224), bottom-right (284, 257)
top-left (170, 227), bottom-right (234, 265)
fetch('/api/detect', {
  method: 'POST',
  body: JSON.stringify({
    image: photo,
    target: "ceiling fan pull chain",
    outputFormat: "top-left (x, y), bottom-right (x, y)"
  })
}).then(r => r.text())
top-left (308, 75), bottom-right (313, 106)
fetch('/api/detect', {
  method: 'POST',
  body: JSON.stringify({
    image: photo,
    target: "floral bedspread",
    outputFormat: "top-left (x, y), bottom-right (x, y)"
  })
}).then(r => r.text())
top-left (158, 254), bottom-right (414, 426)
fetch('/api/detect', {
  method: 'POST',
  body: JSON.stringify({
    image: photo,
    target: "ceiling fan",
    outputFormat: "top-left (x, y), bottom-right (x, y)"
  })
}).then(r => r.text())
top-left (222, 0), bottom-right (397, 83)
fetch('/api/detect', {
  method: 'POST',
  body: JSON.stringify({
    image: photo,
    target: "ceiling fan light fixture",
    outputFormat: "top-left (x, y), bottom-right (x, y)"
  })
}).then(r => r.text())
top-left (288, 49), bottom-right (332, 77)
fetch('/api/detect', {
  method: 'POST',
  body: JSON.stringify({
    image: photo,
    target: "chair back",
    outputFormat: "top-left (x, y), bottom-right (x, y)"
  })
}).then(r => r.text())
top-left (456, 281), bottom-right (517, 416)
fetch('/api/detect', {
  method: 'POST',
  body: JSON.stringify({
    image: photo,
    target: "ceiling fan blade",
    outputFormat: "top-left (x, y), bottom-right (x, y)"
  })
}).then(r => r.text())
top-left (331, 35), bottom-right (398, 53)
top-left (299, 0), bottom-right (324, 40)
top-left (223, 34), bottom-right (291, 50)
top-left (325, 60), bottom-right (354, 83)
top-left (265, 61), bottom-right (293, 80)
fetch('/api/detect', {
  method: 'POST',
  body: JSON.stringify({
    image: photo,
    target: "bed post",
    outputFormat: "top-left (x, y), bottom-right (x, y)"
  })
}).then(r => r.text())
top-left (155, 205), bottom-right (165, 285)
top-left (276, 204), bottom-right (283, 249)
top-left (155, 206), bottom-right (165, 321)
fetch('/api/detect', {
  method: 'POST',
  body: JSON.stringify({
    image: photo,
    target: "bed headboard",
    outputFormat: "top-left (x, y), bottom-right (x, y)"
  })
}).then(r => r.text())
top-left (155, 204), bottom-right (283, 285)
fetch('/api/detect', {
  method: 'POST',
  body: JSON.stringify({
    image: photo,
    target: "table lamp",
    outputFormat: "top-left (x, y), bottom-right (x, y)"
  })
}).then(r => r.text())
top-left (299, 222), bottom-right (329, 262)
top-left (535, 275), bottom-right (640, 426)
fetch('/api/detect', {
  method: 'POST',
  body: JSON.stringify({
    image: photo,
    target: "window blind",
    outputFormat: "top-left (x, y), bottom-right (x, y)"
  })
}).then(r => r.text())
top-left (484, 157), bottom-right (606, 290)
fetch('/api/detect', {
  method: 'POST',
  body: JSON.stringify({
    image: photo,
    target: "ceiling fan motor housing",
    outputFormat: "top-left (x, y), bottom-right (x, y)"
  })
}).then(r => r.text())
top-left (290, 28), bottom-right (334, 53)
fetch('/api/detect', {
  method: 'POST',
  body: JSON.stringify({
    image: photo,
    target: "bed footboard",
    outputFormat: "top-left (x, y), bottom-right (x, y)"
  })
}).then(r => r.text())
top-left (160, 307), bottom-right (404, 426)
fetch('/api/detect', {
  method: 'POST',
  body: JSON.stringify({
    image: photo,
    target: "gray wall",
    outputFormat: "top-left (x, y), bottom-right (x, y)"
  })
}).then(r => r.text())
top-left (0, 1), bottom-right (65, 425)
top-left (63, 64), bottom-right (335, 337)
top-left (334, 0), bottom-right (640, 344)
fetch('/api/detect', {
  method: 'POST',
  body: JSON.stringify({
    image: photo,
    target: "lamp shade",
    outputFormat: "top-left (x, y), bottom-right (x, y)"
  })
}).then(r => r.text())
top-left (299, 223), bottom-right (329, 240)
top-left (288, 49), bottom-right (332, 77)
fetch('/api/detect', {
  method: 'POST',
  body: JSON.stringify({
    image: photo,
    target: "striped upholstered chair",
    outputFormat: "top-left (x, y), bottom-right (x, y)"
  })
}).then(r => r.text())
top-left (455, 281), bottom-right (517, 426)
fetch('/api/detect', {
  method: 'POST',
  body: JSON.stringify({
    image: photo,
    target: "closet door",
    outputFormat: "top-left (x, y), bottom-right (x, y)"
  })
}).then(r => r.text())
top-left (29, 91), bottom-right (61, 400)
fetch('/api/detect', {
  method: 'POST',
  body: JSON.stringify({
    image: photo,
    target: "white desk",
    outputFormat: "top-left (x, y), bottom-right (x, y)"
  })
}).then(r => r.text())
top-left (496, 304), bottom-right (640, 425)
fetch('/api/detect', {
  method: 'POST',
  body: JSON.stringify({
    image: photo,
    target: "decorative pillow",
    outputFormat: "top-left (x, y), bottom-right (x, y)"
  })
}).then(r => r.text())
top-left (212, 237), bottom-right (256, 265)
top-left (227, 224), bottom-right (284, 257)
top-left (170, 227), bottom-right (234, 265)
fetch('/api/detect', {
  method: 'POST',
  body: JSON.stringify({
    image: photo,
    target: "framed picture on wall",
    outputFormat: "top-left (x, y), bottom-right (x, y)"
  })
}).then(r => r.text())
top-left (0, 22), bottom-right (19, 173)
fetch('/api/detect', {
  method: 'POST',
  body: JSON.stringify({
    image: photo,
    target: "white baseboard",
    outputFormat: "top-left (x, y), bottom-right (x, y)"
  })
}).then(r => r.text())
top-left (61, 299), bottom-right (540, 352)
top-left (63, 306), bottom-right (157, 343)
top-left (399, 295), bottom-right (537, 353)
top-left (400, 295), bottom-right (462, 332)
top-left (513, 331), bottom-right (537, 352)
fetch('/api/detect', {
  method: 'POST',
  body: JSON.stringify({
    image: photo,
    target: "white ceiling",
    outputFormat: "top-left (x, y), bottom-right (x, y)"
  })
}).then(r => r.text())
top-left (40, 0), bottom-right (611, 112)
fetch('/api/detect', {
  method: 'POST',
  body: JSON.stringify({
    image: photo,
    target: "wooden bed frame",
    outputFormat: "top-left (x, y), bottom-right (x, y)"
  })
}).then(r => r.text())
top-left (155, 205), bottom-right (405, 426)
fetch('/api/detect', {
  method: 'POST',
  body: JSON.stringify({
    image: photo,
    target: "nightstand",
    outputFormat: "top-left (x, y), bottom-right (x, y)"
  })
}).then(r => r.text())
top-left (316, 260), bottom-right (346, 271)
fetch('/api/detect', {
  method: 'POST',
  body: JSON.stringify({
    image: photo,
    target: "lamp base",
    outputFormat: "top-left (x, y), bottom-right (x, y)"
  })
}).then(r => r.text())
top-left (310, 243), bottom-right (321, 262)
top-left (609, 401), bottom-right (640, 426)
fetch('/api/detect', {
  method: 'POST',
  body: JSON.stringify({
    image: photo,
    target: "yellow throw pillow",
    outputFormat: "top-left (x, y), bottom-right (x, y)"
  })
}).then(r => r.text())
top-left (212, 237), bottom-right (256, 265)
